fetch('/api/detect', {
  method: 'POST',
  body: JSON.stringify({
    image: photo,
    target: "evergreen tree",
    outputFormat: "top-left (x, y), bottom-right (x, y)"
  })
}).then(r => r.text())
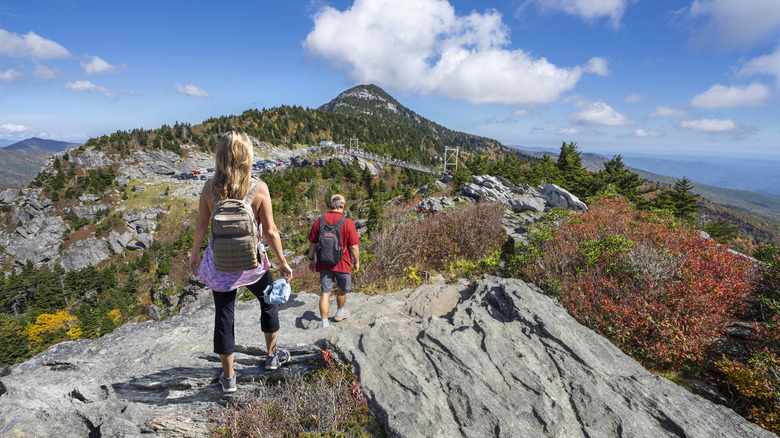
top-left (656, 177), bottom-right (698, 220)
top-left (555, 141), bottom-right (587, 196)
top-left (592, 155), bottom-right (644, 201)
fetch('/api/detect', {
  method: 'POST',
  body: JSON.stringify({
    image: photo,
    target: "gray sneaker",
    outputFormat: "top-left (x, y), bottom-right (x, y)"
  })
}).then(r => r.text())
top-left (219, 372), bottom-right (236, 393)
top-left (265, 348), bottom-right (292, 371)
top-left (333, 309), bottom-right (350, 322)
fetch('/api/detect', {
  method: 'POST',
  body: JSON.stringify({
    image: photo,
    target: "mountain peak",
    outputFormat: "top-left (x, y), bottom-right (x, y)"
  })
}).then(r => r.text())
top-left (318, 84), bottom-right (418, 119)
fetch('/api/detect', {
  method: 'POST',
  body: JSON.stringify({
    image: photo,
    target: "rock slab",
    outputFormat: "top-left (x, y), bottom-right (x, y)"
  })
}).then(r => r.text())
top-left (0, 277), bottom-right (774, 438)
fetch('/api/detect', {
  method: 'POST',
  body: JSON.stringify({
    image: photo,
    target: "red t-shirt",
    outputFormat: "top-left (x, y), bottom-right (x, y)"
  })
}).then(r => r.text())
top-left (308, 211), bottom-right (359, 273)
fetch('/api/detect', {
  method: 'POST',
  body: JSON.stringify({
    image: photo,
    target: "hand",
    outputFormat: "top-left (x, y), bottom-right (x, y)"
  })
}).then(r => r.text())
top-left (279, 261), bottom-right (293, 283)
top-left (354, 261), bottom-right (360, 273)
top-left (189, 251), bottom-right (201, 277)
top-left (308, 259), bottom-right (316, 272)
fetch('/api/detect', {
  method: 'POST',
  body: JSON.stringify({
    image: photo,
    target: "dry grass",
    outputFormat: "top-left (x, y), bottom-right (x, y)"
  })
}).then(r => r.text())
top-left (208, 350), bottom-right (385, 437)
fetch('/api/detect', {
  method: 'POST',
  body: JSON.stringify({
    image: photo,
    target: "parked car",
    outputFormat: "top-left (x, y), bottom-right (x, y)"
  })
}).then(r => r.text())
top-left (200, 175), bottom-right (206, 180)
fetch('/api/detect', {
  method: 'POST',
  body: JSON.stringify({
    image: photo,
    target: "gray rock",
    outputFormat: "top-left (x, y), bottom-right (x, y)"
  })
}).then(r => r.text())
top-left (69, 148), bottom-right (113, 169)
top-left (508, 190), bottom-right (547, 213)
top-left (108, 230), bottom-right (134, 254)
top-left (69, 204), bottom-right (109, 220)
top-left (78, 194), bottom-right (101, 203)
top-left (0, 188), bottom-right (19, 205)
top-left (0, 277), bottom-right (772, 438)
top-left (60, 239), bottom-right (112, 271)
top-left (543, 183), bottom-right (588, 211)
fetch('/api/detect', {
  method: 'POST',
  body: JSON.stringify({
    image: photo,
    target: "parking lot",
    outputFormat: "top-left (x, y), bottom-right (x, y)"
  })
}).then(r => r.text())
top-left (171, 158), bottom-right (292, 182)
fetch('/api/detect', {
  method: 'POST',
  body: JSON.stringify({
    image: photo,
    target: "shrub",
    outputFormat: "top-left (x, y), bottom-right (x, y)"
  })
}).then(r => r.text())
top-left (208, 350), bottom-right (384, 437)
top-left (511, 196), bottom-right (759, 368)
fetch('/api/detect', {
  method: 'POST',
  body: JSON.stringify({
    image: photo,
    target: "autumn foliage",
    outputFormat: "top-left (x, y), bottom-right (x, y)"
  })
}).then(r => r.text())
top-left (509, 196), bottom-right (758, 368)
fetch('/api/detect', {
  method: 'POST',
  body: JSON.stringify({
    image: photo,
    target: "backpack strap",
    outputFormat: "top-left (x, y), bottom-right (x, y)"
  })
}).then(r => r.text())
top-left (334, 216), bottom-right (348, 230)
top-left (242, 177), bottom-right (261, 204)
top-left (318, 215), bottom-right (348, 240)
top-left (318, 215), bottom-right (326, 241)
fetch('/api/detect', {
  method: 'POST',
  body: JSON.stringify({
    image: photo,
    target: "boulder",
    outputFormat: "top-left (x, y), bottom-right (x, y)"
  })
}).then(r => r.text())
top-left (69, 148), bottom-right (113, 169)
top-left (60, 239), bottom-right (112, 272)
top-left (0, 277), bottom-right (772, 437)
top-left (69, 204), bottom-right (109, 220)
top-left (0, 188), bottom-right (19, 205)
top-left (543, 183), bottom-right (588, 211)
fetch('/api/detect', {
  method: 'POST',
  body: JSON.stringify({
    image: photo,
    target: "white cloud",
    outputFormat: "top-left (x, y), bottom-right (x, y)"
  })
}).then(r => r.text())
top-left (513, 107), bottom-right (535, 116)
top-left (583, 57), bottom-right (610, 76)
top-left (679, 118), bottom-right (737, 132)
top-left (0, 29), bottom-right (70, 59)
top-left (686, 0), bottom-right (780, 49)
top-left (631, 128), bottom-right (665, 137)
top-left (32, 65), bottom-right (64, 81)
top-left (175, 84), bottom-right (212, 99)
top-left (690, 83), bottom-right (771, 108)
top-left (557, 127), bottom-right (598, 136)
top-left (740, 45), bottom-right (780, 84)
top-left (0, 69), bottom-right (23, 82)
top-left (569, 100), bottom-right (634, 126)
top-left (64, 80), bottom-right (116, 98)
top-left (651, 105), bottom-right (690, 118)
top-left (0, 124), bottom-right (30, 134)
top-left (80, 56), bottom-right (117, 75)
top-left (624, 93), bottom-right (645, 103)
top-left (533, 0), bottom-right (626, 27)
top-left (304, 0), bottom-right (603, 105)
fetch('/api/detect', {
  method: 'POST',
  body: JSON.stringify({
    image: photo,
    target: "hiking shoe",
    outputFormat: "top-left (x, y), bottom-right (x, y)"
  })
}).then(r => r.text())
top-left (333, 309), bottom-right (350, 322)
top-left (265, 349), bottom-right (292, 371)
top-left (219, 372), bottom-right (237, 393)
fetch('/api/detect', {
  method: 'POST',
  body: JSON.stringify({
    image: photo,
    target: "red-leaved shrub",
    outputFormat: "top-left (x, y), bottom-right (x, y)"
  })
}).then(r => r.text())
top-left (513, 196), bottom-right (759, 368)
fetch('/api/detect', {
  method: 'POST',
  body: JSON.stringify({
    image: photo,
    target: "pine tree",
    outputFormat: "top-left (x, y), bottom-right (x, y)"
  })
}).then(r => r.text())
top-left (593, 155), bottom-right (643, 201)
top-left (656, 177), bottom-right (699, 220)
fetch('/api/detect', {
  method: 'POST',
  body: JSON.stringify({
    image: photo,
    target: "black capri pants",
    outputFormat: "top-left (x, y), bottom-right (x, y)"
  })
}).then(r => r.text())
top-left (212, 270), bottom-right (277, 355)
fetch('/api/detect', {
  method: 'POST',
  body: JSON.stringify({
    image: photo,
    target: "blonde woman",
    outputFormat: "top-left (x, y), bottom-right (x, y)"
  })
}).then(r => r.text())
top-left (189, 131), bottom-right (293, 393)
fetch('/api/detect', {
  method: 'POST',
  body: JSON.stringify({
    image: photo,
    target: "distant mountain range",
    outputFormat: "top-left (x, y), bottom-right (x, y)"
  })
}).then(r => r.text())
top-left (0, 137), bottom-right (82, 188)
top-left (3, 137), bottom-right (81, 153)
top-left (510, 145), bottom-right (780, 222)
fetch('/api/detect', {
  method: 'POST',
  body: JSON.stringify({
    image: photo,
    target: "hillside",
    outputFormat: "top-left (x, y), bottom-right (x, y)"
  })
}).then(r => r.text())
top-left (0, 138), bottom-right (82, 188)
top-left (513, 147), bottom-right (780, 236)
top-left (632, 168), bottom-right (780, 223)
top-left (0, 148), bottom-right (51, 188)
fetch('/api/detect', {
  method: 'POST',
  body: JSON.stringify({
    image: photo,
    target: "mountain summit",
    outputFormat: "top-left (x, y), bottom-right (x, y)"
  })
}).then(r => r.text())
top-left (319, 84), bottom-right (520, 158)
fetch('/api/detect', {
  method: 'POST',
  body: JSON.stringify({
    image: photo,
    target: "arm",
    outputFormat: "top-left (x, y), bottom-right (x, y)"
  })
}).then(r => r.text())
top-left (349, 244), bottom-right (359, 273)
top-left (255, 181), bottom-right (293, 281)
top-left (189, 181), bottom-right (212, 276)
top-left (307, 241), bottom-right (317, 272)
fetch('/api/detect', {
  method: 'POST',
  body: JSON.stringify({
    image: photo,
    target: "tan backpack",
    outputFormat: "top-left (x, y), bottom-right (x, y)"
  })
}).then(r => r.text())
top-left (210, 177), bottom-right (264, 271)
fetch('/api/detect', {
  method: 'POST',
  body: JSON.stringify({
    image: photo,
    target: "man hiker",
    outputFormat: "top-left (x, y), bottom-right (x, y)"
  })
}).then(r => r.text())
top-left (307, 194), bottom-right (360, 328)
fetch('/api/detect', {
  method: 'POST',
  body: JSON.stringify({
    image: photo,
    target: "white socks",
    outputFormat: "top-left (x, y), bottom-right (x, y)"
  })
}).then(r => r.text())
top-left (336, 308), bottom-right (344, 317)
top-left (321, 318), bottom-right (329, 328)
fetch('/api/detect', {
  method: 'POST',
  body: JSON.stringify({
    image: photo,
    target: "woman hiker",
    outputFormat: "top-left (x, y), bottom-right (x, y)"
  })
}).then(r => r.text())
top-left (189, 131), bottom-right (293, 393)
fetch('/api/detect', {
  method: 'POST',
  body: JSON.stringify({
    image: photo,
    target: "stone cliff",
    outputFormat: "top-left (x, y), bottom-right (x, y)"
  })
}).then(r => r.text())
top-left (0, 277), bottom-right (773, 437)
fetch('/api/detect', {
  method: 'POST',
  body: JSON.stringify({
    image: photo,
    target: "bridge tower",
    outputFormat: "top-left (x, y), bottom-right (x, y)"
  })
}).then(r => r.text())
top-left (443, 146), bottom-right (459, 174)
top-left (349, 137), bottom-right (359, 154)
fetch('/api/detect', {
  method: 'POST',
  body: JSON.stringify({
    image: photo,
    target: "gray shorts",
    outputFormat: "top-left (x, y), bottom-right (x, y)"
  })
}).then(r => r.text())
top-left (319, 271), bottom-right (351, 294)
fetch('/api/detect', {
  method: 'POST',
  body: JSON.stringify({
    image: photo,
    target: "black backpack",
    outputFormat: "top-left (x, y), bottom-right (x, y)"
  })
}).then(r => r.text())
top-left (316, 215), bottom-right (347, 266)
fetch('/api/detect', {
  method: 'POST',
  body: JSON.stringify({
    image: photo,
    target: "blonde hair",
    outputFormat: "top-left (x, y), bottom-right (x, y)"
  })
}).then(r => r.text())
top-left (212, 131), bottom-right (254, 202)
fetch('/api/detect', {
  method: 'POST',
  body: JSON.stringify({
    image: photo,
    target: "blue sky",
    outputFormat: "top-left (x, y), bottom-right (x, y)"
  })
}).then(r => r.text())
top-left (2, 0), bottom-right (779, 158)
